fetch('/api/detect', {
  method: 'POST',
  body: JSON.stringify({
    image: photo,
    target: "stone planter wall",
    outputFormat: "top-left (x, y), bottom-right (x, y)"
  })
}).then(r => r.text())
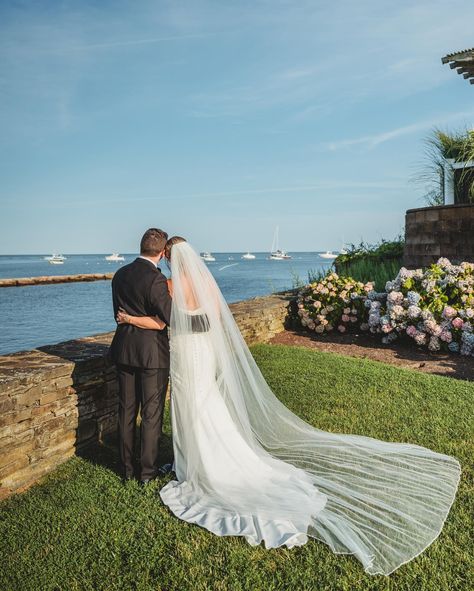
top-left (0, 291), bottom-right (294, 498)
top-left (404, 203), bottom-right (474, 268)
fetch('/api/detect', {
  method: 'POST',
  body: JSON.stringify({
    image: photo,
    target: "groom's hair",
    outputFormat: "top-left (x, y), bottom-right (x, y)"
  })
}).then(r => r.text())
top-left (140, 228), bottom-right (168, 256)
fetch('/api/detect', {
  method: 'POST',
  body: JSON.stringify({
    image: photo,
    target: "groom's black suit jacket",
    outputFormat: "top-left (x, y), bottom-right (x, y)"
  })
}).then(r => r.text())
top-left (110, 257), bottom-right (172, 369)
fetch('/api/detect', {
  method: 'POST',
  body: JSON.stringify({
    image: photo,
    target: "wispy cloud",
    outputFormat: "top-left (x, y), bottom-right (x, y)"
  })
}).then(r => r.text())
top-left (184, 1), bottom-right (474, 119)
top-left (43, 33), bottom-right (217, 53)
top-left (1, 179), bottom-right (406, 210)
top-left (324, 109), bottom-right (474, 151)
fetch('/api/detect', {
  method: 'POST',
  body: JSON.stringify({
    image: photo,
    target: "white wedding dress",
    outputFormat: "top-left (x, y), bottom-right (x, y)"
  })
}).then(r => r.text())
top-left (159, 242), bottom-right (461, 575)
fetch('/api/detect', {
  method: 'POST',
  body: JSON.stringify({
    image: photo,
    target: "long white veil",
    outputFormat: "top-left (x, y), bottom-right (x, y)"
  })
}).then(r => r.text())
top-left (163, 241), bottom-right (460, 575)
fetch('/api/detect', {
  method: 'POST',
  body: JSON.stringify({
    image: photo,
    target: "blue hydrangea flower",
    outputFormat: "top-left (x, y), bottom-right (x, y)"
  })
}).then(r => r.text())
top-left (406, 291), bottom-right (421, 305)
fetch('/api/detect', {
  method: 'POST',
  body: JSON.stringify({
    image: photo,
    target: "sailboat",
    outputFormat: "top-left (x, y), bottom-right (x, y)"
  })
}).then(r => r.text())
top-left (269, 226), bottom-right (291, 260)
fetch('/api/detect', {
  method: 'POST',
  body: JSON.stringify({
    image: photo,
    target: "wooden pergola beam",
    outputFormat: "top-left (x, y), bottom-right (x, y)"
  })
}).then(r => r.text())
top-left (442, 47), bottom-right (474, 64)
top-left (442, 47), bottom-right (474, 85)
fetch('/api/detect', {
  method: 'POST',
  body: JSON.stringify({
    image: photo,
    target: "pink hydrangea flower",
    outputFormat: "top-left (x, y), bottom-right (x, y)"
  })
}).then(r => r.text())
top-left (452, 317), bottom-right (463, 329)
top-left (341, 314), bottom-right (350, 322)
top-left (440, 330), bottom-right (453, 343)
top-left (424, 319), bottom-right (442, 336)
top-left (338, 325), bottom-right (346, 333)
top-left (387, 291), bottom-right (404, 305)
top-left (414, 333), bottom-right (427, 346)
top-left (442, 306), bottom-right (457, 320)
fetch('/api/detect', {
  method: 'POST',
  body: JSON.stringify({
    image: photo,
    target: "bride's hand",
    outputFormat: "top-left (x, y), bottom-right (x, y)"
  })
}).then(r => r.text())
top-left (116, 307), bottom-right (130, 324)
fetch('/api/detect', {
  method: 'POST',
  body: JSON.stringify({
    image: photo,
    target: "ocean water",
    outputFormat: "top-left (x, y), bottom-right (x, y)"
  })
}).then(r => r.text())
top-left (0, 253), bottom-right (333, 355)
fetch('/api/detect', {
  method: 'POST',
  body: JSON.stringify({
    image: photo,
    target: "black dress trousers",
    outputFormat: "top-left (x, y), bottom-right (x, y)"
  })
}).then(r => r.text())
top-left (117, 364), bottom-right (169, 480)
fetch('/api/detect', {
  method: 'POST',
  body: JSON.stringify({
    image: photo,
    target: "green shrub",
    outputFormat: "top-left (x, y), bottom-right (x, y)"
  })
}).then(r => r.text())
top-left (334, 239), bottom-right (404, 291)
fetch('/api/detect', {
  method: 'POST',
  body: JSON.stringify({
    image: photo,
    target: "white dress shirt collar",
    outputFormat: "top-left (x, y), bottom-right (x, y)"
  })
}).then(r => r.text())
top-left (138, 255), bottom-right (158, 268)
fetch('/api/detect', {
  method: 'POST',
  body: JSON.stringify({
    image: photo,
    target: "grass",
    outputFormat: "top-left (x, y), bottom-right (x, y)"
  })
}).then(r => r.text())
top-left (1, 345), bottom-right (473, 591)
top-left (334, 258), bottom-right (402, 291)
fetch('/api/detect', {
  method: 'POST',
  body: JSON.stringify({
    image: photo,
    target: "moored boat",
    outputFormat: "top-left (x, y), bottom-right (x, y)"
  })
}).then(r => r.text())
top-left (105, 253), bottom-right (125, 261)
top-left (200, 252), bottom-right (216, 262)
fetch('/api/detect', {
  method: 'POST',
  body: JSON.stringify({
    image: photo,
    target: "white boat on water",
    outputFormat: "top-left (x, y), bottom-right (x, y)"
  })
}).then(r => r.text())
top-left (270, 250), bottom-right (291, 260)
top-left (269, 226), bottom-right (291, 260)
top-left (45, 254), bottom-right (66, 264)
top-left (200, 252), bottom-right (216, 262)
top-left (241, 252), bottom-right (256, 260)
top-left (319, 250), bottom-right (338, 260)
top-left (44, 254), bottom-right (66, 262)
top-left (339, 248), bottom-right (348, 255)
top-left (105, 253), bottom-right (125, 261)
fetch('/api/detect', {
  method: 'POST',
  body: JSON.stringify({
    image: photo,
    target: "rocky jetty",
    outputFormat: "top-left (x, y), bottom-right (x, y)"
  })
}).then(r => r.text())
top-left (0, 273), bottom-right (115, 288)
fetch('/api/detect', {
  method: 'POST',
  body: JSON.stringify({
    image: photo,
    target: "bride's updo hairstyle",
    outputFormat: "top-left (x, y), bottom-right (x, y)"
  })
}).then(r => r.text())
top-left (165, 236), bottom-right (187, 260)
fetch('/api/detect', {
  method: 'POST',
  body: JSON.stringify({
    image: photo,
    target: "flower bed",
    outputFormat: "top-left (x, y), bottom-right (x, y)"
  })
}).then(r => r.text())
top-left (295, 258), bottom-right (474, 356)
top-left (296, 272), bottom-right (374, 334)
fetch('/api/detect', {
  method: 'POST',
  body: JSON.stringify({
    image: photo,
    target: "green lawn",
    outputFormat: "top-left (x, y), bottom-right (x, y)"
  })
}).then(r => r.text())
top-left (1, 345), bottom-right (473, 591)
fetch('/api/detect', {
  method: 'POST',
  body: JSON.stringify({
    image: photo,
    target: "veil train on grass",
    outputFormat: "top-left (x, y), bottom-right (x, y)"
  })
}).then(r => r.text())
top-left (159, 241), bottom-right (461, 575)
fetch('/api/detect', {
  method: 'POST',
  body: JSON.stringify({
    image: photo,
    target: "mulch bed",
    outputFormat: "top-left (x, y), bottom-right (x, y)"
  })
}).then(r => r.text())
top-left (270, 330), bottom-right (474, 382)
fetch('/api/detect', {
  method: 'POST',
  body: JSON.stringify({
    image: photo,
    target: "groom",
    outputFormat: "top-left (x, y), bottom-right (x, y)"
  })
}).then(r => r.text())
top-left (110, 228), bottom-right (172, 484)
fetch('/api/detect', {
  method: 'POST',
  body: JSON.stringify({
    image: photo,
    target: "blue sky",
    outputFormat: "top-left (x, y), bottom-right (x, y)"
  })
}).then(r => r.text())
top-left (1, 0), bottom-right (473, 254)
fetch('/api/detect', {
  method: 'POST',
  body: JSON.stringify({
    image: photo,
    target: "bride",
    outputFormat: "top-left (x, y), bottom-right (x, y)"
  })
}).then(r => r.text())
top-left (116, 236), bottom-right (460, 575)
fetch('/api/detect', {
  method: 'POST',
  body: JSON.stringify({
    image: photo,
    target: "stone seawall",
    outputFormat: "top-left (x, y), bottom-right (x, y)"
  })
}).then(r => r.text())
top-left (0, 292), bottom-right (294, 498)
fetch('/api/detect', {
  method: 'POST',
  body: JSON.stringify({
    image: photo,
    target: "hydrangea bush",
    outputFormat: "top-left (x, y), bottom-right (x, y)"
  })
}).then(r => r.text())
top-left (375, 258), bottom-right (474, 354)
top-left (296, 272), bottom-right (374, 334)
top-left (295, 258), bottom-right (474, 356)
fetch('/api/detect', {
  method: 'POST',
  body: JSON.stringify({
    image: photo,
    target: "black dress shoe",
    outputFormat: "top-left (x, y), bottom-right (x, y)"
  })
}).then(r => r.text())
top-left (140, 478), bottom-right (153, 486)
top-left (158, 463), bottom-right (173, 475)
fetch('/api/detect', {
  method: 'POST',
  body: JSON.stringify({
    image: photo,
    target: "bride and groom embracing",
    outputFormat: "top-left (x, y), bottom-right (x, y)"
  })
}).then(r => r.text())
top-left (109, 228), bottom-right (460, 576)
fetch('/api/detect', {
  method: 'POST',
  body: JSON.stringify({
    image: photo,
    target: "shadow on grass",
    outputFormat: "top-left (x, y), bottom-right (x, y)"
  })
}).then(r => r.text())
top-left (76, 428), bottom-right (174, 480)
